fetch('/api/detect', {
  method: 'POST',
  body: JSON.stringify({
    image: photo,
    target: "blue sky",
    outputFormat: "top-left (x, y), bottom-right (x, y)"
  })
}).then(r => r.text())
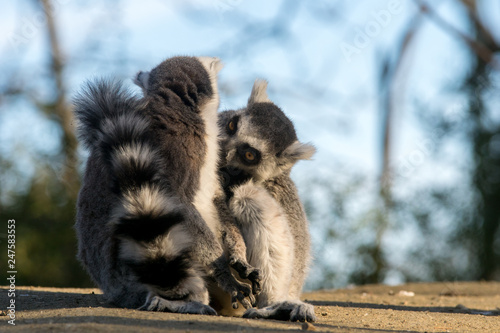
top-left (0, 0), bottom-right (470, 173)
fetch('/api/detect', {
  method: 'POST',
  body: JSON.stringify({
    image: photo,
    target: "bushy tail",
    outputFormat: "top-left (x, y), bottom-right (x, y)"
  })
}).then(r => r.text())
top-left (74, 79), bottom-right (163, 195)
top-left (74, 79), bottom-right (206, 302)
top-left (74, 79), bottom-right (146, 151)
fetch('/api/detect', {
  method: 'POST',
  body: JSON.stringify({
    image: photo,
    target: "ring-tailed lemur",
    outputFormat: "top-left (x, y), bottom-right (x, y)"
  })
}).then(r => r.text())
top-left (217, 79), bottom-right (317, 322)
top-left (74, 56), bottom-right (257, 314)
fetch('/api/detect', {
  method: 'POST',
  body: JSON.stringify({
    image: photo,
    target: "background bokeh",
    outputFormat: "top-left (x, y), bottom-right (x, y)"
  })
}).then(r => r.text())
top-left (1, 0), bottom-right (499, 290)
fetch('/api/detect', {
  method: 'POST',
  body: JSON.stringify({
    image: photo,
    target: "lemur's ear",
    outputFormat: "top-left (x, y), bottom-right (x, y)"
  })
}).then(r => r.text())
top-left (208, 57), bottom-right (223, 74)
top-left (197, 56), bottom-right (224, 76)
top-left (248, 79), bottom-right (271, 105)
top-left (279, 141), bottom-right (316, 163)
top-left (133, 71), bottom-right (150, 92)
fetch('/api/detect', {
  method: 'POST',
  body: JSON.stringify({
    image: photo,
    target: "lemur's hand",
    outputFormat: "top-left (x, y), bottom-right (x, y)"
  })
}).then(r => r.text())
top-left (229, 280), bottom-right (255, 309)
top-left (211, 256), bottom-right (256, 309)
top-left (230, 256), bottom-right (262, 296)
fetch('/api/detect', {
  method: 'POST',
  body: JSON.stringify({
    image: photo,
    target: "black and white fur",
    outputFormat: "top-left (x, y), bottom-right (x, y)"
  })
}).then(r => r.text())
top-left (74, 56), bottom-right (255, 314)
top-left (217, 80), bottom-right (317, 322)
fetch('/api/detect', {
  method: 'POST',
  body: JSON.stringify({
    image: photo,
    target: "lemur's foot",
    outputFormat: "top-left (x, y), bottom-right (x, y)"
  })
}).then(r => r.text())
top-left (243, 300), bottom-right (316, 322)
top-left (139, 295), bottom-right (217, 315)
top-left (230, 257), bottom-right (262, 295)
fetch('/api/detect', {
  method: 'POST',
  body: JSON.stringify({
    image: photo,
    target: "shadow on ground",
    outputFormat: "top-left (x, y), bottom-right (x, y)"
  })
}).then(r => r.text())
top-left (0, 288), bottom-right (106, 311)
top-left (309, 300), bottom-right (500, 316)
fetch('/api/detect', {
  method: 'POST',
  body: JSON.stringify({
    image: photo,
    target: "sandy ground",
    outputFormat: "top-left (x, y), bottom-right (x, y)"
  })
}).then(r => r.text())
top-left (1, 282), bottom-right (499, 332)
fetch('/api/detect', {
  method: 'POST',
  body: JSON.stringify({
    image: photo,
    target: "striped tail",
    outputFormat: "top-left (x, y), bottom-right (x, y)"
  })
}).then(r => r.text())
top-left (74, 79), bottom-right (207, 302)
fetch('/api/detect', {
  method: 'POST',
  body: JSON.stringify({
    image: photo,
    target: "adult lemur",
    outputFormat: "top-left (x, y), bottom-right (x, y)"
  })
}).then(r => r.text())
top-left (74, 56), bottom-right (258, 314)
top-left (217, 80), bottom-right (317, 322)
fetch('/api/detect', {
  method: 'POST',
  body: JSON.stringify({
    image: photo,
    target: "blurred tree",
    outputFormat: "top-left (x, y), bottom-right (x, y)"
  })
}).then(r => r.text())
top-left (1, 0), bottom-right (132, 287)
top-left (407, 0), bottom-right (500, 281)
top-left (453, 1), bottom-right (500, 280)
top-left (0, 0), bottom-right (90, 287)
top-left (306, 0), bottom-right (500, 288)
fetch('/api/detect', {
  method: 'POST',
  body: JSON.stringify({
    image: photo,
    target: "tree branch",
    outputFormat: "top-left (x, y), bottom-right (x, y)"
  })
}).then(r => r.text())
top-left (414, 0), bottom-right (499, 68)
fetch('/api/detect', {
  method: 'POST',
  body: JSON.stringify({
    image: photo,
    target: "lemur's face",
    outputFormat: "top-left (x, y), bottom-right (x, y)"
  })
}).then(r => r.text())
top-left (219, 108), bottom-right (283, 181)
top-left (218, 80), bottom-right (316, 182)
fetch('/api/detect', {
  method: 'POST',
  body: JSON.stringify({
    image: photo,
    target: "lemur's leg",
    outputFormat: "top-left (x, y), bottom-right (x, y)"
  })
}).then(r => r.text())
top-left (229, 182), bottom-right (293, 304)
top-left (230, 181), bottom-right (316, 322)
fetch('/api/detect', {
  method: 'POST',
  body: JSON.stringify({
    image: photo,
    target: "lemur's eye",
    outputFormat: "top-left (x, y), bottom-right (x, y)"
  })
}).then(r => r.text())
top-left (226, 116), bottom-right (239, 135)
top-left (237, 145), bottom-right (261, 165)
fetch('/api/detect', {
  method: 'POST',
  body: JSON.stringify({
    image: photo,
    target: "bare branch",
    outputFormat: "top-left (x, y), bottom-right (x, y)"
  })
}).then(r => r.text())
top-left (414, 0), bottom-right (499, 68)
top-left (458, 0), bottom-right (499, 49)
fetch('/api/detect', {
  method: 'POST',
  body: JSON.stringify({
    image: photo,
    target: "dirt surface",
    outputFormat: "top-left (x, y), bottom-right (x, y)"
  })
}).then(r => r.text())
top-left (1, 282), bottom-right (499, 332)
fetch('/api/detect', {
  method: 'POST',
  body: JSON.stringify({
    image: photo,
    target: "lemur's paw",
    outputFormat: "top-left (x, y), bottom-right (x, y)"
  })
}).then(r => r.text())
top-left (290, 302), bottom-right (316, 322)
top-left (247, 269), bottom-right (262, 295)
top-left (229, 258), bottom-right (262, 295)
top-left (212, 256), bottom-right (256, 310)
top-left (229, 281), bottom-right (255, 309)
top-left (243, 301), bottom-right (316, 322)
top-left (178, 302), bottom-right (217, 316)
top-left (242, 308), bottom-right (264, 319)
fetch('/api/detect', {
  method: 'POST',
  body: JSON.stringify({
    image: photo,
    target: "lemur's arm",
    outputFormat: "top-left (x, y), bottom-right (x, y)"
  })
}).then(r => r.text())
top-left (214, 193), bottom-right (262, 298)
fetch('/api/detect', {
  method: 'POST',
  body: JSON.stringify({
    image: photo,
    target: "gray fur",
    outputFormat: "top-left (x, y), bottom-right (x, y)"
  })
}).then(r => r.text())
top-left (244, 300), bottom-right (315, 322)
top-left (131, 62), bottom-right (262, 311)
top-left (75, 56), bottom-right (254, 314)
top-left (230, 181), bottom-right (294, 308)
top-left (217, 79), bottom-right (317, 322)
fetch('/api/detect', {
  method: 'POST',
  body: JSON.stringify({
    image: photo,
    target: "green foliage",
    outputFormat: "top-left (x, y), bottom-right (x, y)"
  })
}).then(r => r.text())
top-left (0, 163), bottom-right (92, 287)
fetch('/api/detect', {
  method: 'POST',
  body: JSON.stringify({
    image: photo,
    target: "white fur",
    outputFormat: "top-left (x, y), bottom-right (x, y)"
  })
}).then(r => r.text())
top-left (192, 57), bottom-right (223, 236)
top-left (120, 185), bottom-right (179, 218)
top-left (117, 224), bottom-right (192, 263)
top-left (112, 142), bottom-right (157, 174)
top-left (100, 113), bottom-right (150, 144)
top-left (133, 71), bottom-right (150, 96)
top-left (248, 79), bottom-right (271, 105)
top-left (230, 181), bottom-right (295, 307)
top-left (155, 224), bottom-right (192, 258)
top-left (110, 184), bottom-right (191, 264)
top-left (282, 141), bottom-right (317, 161)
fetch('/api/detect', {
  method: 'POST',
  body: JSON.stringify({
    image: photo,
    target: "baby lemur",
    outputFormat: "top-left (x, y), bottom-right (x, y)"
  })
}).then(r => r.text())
top-left (217, 80), bottom-right (317, 322)
top-left (74, 56), bottom-right (258, 314)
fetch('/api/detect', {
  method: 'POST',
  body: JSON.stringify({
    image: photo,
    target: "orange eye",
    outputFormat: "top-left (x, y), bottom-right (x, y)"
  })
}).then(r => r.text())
top-left (228, 121), bottom-right (235, 131)
top-left (245, 151), bottom-right (255, 161)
